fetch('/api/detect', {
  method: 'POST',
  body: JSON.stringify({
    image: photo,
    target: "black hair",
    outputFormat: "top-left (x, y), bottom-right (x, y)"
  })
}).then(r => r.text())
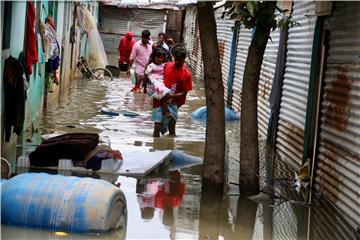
top-left (150, 46), bottom-right (167, 63)
top-left (171, 44), bottom-right (187, 58)
top-left (158, 32), bottom-right (167, 39)
top-left (141, 30), bottom-right (151, 38)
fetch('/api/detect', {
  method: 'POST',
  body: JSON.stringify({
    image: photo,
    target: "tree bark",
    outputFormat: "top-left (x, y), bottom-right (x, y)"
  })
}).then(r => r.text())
top-left (197, 2), bottom-right (225, 194)
top-left (240, 3), bottom-right (276, 196)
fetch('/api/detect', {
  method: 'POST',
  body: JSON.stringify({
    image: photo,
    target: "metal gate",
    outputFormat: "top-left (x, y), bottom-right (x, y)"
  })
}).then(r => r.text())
top-left (315, 1), bottom-right (360, 229)
top-left (276, 1), bottom-right (317, 168)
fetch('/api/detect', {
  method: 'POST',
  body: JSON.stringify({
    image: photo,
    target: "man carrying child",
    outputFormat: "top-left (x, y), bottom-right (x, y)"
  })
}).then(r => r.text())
top-left (148, 44), bottom-right (192, 137)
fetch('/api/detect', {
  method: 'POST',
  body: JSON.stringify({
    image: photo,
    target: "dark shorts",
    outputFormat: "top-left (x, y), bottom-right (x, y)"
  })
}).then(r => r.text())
top-left (118, 63), bottom-right (128, 72)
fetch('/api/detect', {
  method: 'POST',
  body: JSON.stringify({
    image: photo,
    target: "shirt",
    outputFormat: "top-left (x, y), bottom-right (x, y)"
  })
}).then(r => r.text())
top-left (129, 40), bottom-right (152, 75)
top-left (153, 62), bottom-right (192, 108)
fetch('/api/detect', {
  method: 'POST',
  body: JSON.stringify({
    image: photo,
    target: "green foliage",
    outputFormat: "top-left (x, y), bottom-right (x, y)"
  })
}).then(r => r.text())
top-left (222, 1), bottom-right (299, 31)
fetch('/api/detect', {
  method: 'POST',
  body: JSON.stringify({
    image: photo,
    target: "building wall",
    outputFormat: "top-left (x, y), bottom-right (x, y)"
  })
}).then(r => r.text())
top-left (1, 1), bottom-right (94, 172)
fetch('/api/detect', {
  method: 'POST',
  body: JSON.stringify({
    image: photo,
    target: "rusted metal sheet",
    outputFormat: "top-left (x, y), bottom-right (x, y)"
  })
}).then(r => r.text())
top-left (215, 8), bottom-right (235, 101)
top-left (276, 1), bottom-right (317, 168)
top-left (315, 1), bottom-right (360, 229)
top-left (258, 28), bottom-right (280, 138)
top-left (232, 26), bottom-right (252, 113)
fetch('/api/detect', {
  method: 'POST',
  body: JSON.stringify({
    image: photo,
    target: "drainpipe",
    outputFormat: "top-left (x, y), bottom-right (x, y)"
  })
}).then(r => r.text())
top-left (266, 24), bottom-right (289, 148)
top-left (302, 17), bottom-right (324, 164)
top-left (226, 21), bottom-right (240, 107)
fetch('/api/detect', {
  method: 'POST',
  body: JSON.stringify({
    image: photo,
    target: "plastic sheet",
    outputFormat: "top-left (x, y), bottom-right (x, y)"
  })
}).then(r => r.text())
top-left (191, 106), bottom-right (240, 121)
top-left (76, 5), bottom-right (108, 69)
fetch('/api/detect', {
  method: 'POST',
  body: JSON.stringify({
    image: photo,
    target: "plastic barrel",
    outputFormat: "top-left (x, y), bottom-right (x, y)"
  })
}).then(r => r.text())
top-left (1, 173), bottom-right (127, 233)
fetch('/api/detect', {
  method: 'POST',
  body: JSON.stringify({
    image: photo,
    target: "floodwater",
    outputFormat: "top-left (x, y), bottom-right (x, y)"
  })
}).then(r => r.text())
top-left (2, 74), bottom-right (356, 240)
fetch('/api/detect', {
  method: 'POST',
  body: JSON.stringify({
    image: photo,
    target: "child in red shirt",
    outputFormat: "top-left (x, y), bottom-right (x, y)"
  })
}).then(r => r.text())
top-left (151, 44), bottom-right (192, 137)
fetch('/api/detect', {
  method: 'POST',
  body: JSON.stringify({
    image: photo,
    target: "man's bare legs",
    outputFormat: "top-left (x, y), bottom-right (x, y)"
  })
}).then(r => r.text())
top-left (168, 119), bottom-right (176, 137)
top-left (153, 122), bottom-right (162, 137)
top-left (153, 119), bottom-right (176, 137)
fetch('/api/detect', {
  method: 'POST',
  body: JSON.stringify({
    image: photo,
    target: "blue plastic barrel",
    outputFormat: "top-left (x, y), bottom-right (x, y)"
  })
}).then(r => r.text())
top-left (1, 173), bottom-right (127, 233)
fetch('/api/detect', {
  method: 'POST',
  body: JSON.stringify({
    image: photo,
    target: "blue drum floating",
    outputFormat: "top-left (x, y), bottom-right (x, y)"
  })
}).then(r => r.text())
top-left (1, 173), bottom-right (127, 233)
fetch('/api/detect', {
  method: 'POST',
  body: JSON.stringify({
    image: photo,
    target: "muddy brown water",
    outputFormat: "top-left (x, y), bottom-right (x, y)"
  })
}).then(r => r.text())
top-left (2, 76), bottom-right (356, 240)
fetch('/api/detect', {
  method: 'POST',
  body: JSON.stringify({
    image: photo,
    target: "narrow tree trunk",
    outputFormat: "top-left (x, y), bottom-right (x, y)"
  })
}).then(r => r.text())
top-left (240, 4), bottom-right (275, 196)
top-left (197, 2), bottom-right (225, 194)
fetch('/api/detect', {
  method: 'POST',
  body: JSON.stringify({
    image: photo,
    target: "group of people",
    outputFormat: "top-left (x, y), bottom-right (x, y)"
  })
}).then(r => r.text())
top-left (118, 30), bottom-right (192, 138)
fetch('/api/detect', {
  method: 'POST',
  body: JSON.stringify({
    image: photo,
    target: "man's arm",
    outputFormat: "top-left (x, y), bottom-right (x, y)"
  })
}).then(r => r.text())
top-left (127, 45), bottom-right (137, 74)
top-left (166, 92), bottom-right (187, 100)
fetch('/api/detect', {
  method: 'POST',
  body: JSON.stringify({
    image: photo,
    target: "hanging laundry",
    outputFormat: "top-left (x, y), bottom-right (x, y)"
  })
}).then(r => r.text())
top-left (3, 56), bottom-right (27, 142)
top-left (39, 16), bottom-right (60, 86)
top-left (25, 1), bottom-right (38, 75)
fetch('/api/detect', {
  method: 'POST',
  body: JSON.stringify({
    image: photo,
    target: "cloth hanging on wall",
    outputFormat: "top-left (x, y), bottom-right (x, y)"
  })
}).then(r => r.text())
top-left (25, 1), bottom-right (38, 75)
top-left (3, 56), bottom-right (27, 142)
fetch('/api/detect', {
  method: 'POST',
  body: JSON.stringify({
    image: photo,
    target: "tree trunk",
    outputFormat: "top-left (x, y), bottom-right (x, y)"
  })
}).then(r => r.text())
top-left (240, 4), bottom-right (275, 196)
top-left (197, 2), bottom-right (225, 194)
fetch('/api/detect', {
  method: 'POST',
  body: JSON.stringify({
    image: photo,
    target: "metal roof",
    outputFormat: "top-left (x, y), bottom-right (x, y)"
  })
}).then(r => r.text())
top-left (100, 0), bottom-right (197, 10)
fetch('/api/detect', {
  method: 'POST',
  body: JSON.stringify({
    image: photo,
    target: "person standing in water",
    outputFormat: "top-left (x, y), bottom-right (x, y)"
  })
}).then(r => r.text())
top-left (152, 44), bottom-right (192, 137)
top-left (127, 30), bottom-right (152, 92)
top-left (118, 32), bottom-right (135, 72)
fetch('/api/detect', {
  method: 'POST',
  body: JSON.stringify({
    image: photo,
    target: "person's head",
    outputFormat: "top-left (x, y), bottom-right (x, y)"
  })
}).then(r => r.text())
top-left (141, 30), bottom-right (151, 44)
top-left (45, 16), bottom-right (55, 30)
top-left (152, 47), bottom-right (167, 65)
top-left (125, 32), bottom-right (134, 41)
top-left (171, 44), bottom-right (187, 68)
top-left (158, 32), bottom-right (167, 44)
top-left (166, 37), bottom-right (174, 47)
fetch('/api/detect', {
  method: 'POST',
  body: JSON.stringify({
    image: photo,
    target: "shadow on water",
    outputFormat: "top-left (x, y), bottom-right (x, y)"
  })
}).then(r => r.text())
top-left (6, 75), bottom-right (357, 240)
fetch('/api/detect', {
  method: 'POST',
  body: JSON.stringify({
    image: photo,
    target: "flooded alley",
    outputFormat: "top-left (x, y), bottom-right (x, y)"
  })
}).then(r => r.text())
top-left (1, 1), bottom-right (359, 240)
top-left (2, 75), bottom-right (355, 240)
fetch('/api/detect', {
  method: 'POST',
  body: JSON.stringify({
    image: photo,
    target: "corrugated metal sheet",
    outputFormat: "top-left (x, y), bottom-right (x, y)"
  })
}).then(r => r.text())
top-left (311, 197), bottom-right (358, 240)
top-left (232, 26), bottom-right (252, 113)
top-left (99, 7), bottom-right (129, 35)
top-left (276, 1), bottom-right (317, 168)
top-left (215, 8), bottom-right (235, 102)
top-left (315, 1), bottom-right (360, 228)
top-left (100, 32), bottom-right (120, 54)
top-left (99, 6), bottom-right (165, 53)
top-left (258, 28), bottom-right (280, 138)
top-left (128, 9), bottom-right (165, 37)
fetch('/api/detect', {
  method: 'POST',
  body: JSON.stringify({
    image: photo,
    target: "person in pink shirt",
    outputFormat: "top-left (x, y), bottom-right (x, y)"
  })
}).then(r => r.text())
top-left (127, 30), bottom-right (152, 92)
